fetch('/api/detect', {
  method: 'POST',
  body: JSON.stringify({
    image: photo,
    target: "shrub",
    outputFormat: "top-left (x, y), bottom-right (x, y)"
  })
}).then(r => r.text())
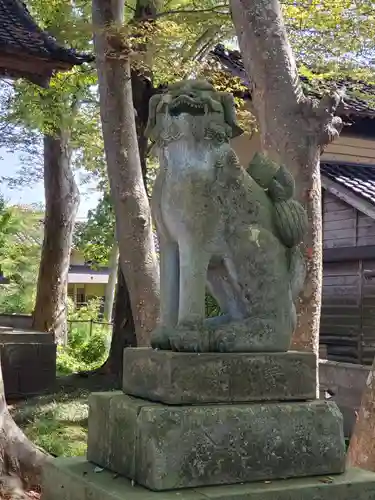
top-left (57, 298), bottom-right (111, 375)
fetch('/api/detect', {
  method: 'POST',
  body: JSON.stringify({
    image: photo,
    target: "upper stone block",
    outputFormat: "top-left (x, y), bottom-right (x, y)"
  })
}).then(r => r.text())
top-left (122, 348), bottom-right (317, 404)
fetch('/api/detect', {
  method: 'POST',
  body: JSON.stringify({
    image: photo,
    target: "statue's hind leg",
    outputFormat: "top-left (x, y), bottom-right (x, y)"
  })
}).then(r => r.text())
top-left (210, 316), bottom-right (292, 353)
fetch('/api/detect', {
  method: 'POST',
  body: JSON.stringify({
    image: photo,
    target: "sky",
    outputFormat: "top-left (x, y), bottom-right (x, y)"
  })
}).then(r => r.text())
top-left (0, 149), bottom-right (101, 219)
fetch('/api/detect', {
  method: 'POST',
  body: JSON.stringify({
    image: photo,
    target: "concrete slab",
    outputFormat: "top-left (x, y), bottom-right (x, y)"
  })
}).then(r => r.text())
top-left (42, 457), bottom-right (375, 500)
top-left (122, 348), bottom-right (317, 404)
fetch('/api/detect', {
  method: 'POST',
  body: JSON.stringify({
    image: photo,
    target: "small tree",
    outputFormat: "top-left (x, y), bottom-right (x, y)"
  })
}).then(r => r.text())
top-left (92, 0), bottom-right (160, 346)
top-left (0, 0), bottom-right (97, 342)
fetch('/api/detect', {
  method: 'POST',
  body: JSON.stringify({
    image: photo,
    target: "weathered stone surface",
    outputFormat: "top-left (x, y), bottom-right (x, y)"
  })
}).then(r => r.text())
top-left (123, 348), bottom-right (317, 404)
top-left (87, 392), bottom-right (345, 491)
top-left (42, 457), bottom-right (375, 500)
top-left (0, 336), bottom-right (56, 398)
top-left (148, 80), bottom-right (307, 353)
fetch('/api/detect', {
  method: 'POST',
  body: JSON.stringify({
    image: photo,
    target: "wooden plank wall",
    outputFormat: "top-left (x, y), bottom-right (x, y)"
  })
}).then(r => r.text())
top-left (321, 261), bottom-right (362, 363)
top-left (323, 192), bottom-right (375, 249)
top-left (322, 135), bottom-right (375, 165)
top-left (232, 130), bottom-right (375, 169)
top-left (360, 260), bottom-right (375, 364)
top-left (322, 191), bottom-right (375, 364)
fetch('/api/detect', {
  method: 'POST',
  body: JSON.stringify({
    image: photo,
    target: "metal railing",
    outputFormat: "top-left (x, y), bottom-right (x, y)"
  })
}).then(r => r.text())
top-left (67, 319), bottom-right (113, 337)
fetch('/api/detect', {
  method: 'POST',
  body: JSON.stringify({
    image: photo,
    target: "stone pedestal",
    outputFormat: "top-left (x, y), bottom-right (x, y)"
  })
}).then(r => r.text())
top-left (0, 331), bottom-right (56, 398)
top-left (87, 392), bottom-right (345, 491)
top-left (122, 348), bottom-right (317, 404)
top-left (41, 347), bottom-right (375, 500)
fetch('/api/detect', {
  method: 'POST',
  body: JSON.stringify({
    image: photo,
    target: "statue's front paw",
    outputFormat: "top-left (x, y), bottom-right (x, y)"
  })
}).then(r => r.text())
top-left (168, 321), bottom-right (212, 352)
top-left (151, 327), bottom-right (171, 350)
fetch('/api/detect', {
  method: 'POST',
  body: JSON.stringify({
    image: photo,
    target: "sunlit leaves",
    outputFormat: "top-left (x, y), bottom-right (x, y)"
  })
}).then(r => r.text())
top-left (0, 200), bottom-right (42, 313)
top-left (73, 193), bottom-right (115, 265)
top-left (283, 0), bottom-right (375, 71)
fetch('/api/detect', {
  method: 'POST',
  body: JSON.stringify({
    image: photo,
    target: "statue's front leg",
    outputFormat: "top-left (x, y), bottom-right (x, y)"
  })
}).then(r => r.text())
top-left (160, 239), bottom-right (213, 352)
top-left (159, 239), bottom-right (179, 327)
top-left (178, 240), bottom-right (210, 324)
top-left (151, 238), bottom-right (179, 350)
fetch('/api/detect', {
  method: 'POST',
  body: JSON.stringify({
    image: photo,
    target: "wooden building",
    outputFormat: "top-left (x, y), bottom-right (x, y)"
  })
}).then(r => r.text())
top-left (0, 0), bottom-right (93, 87)
top-left (213, 45), bottom-right (375, 365)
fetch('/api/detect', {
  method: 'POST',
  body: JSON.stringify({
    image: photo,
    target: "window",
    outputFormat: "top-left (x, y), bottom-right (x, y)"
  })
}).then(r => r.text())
top-left (76, 287), bottom-right (86, 306)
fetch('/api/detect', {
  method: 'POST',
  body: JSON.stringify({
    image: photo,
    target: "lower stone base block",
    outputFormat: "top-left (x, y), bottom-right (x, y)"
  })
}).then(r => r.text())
top-left (87, 392), bottom-right (345, 491)
top-left (42, 457), bottom-right (375, 500)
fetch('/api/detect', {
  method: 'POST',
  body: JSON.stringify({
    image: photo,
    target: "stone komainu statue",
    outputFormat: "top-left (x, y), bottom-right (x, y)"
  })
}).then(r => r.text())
top-left (146, 79), bottom-right (307, 353)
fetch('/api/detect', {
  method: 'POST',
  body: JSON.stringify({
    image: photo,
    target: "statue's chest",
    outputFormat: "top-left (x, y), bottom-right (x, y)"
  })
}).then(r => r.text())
top-left (162, 141), bottom-right (217, 183)
top-left (159, 141), bottom-right (220, 234)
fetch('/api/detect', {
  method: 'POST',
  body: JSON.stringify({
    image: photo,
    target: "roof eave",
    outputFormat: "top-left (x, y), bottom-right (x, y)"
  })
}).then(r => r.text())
top-left (0, 48), bottom-right (92, 87)
top-left (321, 173), bottom-right (375, 220)
top-left (211, 45), bottom-right (375, 123)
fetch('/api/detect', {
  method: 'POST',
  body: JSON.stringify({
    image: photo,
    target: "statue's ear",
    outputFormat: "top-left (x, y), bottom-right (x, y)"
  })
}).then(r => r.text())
top-left (145, 94), bottom-right (163, 139)
top-left (218, 92), bottom-right (244, 138)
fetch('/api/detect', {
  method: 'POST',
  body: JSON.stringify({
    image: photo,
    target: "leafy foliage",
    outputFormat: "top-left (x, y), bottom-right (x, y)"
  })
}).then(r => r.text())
top-left (283, 0), bottom-right (375, 71)
top-left (74, 193), bottom-right (116, 265)
top-left (0, 0), bottom-right (103, 190)
top-left (2, 0), bottom-right (372, 193)
top-left (57, 298), bottom-right (111, 375)
top-left (0, 201), bottom-right (42, 314)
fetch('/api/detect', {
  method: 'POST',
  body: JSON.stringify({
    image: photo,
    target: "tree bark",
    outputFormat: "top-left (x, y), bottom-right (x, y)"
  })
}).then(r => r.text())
top-left (32, 130), bottom-right (79, 345)
top-left (229, 0), bottom-right (342, 371)
top-left (92, 0), bottom-right (160, 347)
top-left (103, 239), bottom-right (119, 322)
top-left (0, 355), bottom-right (46, 496)
top-left (131, 70), bottom-right (155, 186)
top-left (347, 359), bottom-right (375, 469)
top-left (103, 265), bottom-right (137, 379)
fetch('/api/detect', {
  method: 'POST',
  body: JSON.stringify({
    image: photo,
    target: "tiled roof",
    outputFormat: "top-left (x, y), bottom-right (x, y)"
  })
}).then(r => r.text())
top-left (321, 163), bottom-right (375, 206)
top-left (0, 0), bottom-right (93, 85)
top-left (212, 45), bottom-right (375, 120)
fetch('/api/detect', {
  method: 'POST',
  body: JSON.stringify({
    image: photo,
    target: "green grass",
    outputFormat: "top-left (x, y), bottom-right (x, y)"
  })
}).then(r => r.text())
top-left (10, 389), bottom-right (90, 457)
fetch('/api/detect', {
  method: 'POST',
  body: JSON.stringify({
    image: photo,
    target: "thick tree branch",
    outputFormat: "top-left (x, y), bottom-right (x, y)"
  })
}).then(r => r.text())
top-left (230, 0), bottom-right (304, 125)
top-left (230, 0), bottom-right (343, 153)
top-left (126, 3), bottom-right (230, 19)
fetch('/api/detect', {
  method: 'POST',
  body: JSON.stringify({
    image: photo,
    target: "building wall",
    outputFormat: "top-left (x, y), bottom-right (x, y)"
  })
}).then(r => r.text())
top-left (322, 135), bottom-right (375, 165)
top-left (85, 283), bottom-right (106, 299)
top-left (321, 192), bottom-right (375, 364)
top-left (231, 132), bottom-right (375, 168)
top-left (321, 260), bottom-right (362, 363)
top-left (68, 282), bottom-right (106, 304)
top-left (323, 191), bottom-right (375, 249)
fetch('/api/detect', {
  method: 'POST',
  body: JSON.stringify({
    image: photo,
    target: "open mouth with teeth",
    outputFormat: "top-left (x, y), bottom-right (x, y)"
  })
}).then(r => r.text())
top-left (168, 95), bottom-right (208, 116)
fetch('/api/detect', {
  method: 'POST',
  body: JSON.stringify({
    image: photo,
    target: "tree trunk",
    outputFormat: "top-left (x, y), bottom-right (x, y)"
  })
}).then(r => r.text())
top-left (229, 0), bottom-right (343, 371)
top-left (347, 359), bottom-right (375, 469)
top-left (103, 265), bottom-right (137, 379)
top-left (0, 355), bottom-right (46, 496)
top-left (131, 70), bottom-right (155, 186)
top-left (103, 239), bottom-right (119, 322)
top-left (32, 130), bottom-right (79, 345)
top-left (92, 0), bottom-right (160, 347)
